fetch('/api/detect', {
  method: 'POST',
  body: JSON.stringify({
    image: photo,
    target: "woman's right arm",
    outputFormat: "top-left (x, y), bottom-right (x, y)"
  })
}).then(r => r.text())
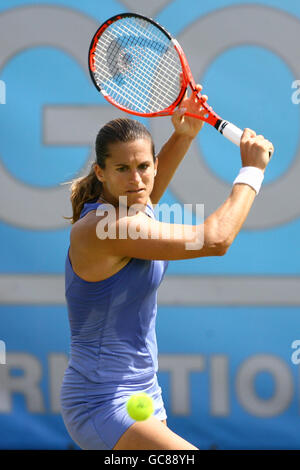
top-left (82, 128), bottom-right (274, 261)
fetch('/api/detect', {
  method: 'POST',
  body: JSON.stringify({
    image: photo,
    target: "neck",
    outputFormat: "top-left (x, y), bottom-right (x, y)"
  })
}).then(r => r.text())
top-left (97, 190), bottom-right (118, 206)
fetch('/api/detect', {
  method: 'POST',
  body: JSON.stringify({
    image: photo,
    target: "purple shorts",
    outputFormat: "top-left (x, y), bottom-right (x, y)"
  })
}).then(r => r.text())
top-left (60, 367), bottom-right (167, 450)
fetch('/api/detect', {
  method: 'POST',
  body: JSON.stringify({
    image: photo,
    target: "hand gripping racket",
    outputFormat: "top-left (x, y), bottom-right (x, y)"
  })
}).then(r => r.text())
top-left (88, 13), bottom-right (267, 151)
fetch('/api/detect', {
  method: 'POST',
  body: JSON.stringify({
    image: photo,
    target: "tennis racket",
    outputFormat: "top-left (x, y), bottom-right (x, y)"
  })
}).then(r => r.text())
top-left (88, 13), bottom-right (269, 153)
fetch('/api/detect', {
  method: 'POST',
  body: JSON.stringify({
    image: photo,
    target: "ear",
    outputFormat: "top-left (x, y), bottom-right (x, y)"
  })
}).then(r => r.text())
top-left (94, 163), bottom-right (105, 183)
top-left (154, 159), bottom-right (158, 177)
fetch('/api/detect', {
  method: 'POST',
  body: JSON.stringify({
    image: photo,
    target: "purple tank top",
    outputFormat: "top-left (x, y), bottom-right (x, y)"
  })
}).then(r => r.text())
top-left (64, 200), bottom-right (169, 383)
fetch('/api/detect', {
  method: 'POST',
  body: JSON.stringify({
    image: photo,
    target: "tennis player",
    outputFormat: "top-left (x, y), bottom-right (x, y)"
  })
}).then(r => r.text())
top-left (60, 87), bottom-right (274, 450)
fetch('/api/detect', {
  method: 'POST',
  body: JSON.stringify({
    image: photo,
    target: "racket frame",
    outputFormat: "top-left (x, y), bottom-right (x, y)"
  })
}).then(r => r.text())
top-left (88, 13), bottom-right (267, 152)
top-left (89, 12), bottom-right (188, 118)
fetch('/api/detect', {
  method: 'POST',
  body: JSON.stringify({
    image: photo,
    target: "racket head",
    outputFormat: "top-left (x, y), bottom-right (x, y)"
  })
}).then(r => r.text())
top-left (88, 13), bottom-right (187, 118)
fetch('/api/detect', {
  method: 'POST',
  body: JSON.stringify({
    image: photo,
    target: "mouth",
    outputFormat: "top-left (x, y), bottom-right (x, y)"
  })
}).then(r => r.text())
top-left (126, 189), bottom-right (145, 194)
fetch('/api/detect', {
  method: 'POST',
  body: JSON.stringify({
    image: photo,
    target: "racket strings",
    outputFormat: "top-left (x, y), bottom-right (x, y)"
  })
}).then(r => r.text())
top-left (94, 52), bottom-right (178, 111)
top-left (94, 21), bottom-right (178, 111)
top-left (96, 40), bottom-right (178, 101)
top-left (93, 17), bottom-right (182, 114)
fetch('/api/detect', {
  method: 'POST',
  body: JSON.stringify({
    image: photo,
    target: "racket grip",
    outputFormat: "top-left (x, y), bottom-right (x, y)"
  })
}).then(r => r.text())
top-left (216, 120), bottom-right (272, 157)
top-left (216, 120), bottom-right (242, 146)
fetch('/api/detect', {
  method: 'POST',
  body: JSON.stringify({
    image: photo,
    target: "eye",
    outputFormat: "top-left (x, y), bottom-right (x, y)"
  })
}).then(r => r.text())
top-left (139, 163), bottom-right (150, 170)
top-left (117, 167), bottom-right (127, 172)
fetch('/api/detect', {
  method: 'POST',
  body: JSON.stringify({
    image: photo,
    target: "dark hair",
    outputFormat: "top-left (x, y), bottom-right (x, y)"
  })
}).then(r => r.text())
top-left (96, 118), bottom-right (155, 168)
top-left (65, 118), bottom-right (155, 224)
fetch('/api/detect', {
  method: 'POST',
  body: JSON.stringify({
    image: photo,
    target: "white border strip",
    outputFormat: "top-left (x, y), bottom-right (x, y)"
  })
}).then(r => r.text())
top-left (158, 276), bottom-right (300, 306)
top-left (0, 275), bottom-right (299, 305)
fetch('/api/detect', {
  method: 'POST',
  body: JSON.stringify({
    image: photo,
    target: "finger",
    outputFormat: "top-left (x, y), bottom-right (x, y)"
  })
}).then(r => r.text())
top-left (198, 99), bottom-right (209, 112)
top-left (173, 104), bottom-right (187, 122)
top-left (265, 140), bottom-right (273, 150)
top-left (178, 106), bottom-right (187, 115)
top-left (242, 128), bottom-right (256, 140)
top-left (193, 92), bottom-right (205, 105)
top-left (265, 140), bottom-right (274, 151)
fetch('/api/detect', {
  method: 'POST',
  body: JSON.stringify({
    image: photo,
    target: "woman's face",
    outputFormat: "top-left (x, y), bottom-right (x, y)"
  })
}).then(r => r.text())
top-left (95, 138), bottom-right (157, 207)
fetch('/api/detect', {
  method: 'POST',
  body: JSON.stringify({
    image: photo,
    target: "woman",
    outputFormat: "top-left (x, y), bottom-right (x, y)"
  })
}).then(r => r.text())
top-left (60, 87), bottom-right (274, 450)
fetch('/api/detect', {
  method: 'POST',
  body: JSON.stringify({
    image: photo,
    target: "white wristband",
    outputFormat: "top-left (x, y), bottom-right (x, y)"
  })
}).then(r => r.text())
top-left (233, 166), bottom-right (264, 195)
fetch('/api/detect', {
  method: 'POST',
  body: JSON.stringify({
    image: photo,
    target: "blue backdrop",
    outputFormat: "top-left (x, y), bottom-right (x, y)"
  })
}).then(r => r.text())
top-left (0, 0), bottom-right (299, 450)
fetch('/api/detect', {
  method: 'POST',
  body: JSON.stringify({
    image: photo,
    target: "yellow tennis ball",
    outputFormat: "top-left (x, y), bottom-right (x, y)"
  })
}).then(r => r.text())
top-left (126, 392), bottom-right (154, 421)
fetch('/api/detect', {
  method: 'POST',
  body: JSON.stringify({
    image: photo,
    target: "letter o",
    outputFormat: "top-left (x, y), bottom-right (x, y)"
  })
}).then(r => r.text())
top-left (236, 354), bottom-right (293, 417)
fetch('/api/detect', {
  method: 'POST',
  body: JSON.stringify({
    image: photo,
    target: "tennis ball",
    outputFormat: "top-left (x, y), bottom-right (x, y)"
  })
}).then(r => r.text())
top-left (126, 392), bottom-right (154, 421)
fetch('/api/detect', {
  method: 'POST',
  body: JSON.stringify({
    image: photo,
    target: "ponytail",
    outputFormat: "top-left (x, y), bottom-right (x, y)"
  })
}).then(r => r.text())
top-left (64, 163), bottom-right (102, 224)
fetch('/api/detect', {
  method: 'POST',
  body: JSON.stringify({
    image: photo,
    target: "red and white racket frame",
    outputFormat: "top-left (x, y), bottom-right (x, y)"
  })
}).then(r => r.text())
top-left (88, 13), bottom-right (186, 119)
top-left (88, 13), bottom-right (250, 149)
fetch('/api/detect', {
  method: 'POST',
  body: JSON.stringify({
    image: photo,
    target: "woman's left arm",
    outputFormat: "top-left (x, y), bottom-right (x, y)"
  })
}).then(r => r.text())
top-left (150, 85), bottom-right (208, 205)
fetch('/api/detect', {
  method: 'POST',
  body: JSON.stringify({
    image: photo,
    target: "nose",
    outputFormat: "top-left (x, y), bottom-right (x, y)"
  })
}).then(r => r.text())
top-left (129, 169), bottom-right (142, 183)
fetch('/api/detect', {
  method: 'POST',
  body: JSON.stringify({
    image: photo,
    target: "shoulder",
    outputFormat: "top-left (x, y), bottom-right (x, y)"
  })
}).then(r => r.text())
top-left (70, 203), bottom-right (129, 252)
top-left (70, 208), bottom-right (106, 249)
top-left (69, 208), bottom-right (130, 280)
